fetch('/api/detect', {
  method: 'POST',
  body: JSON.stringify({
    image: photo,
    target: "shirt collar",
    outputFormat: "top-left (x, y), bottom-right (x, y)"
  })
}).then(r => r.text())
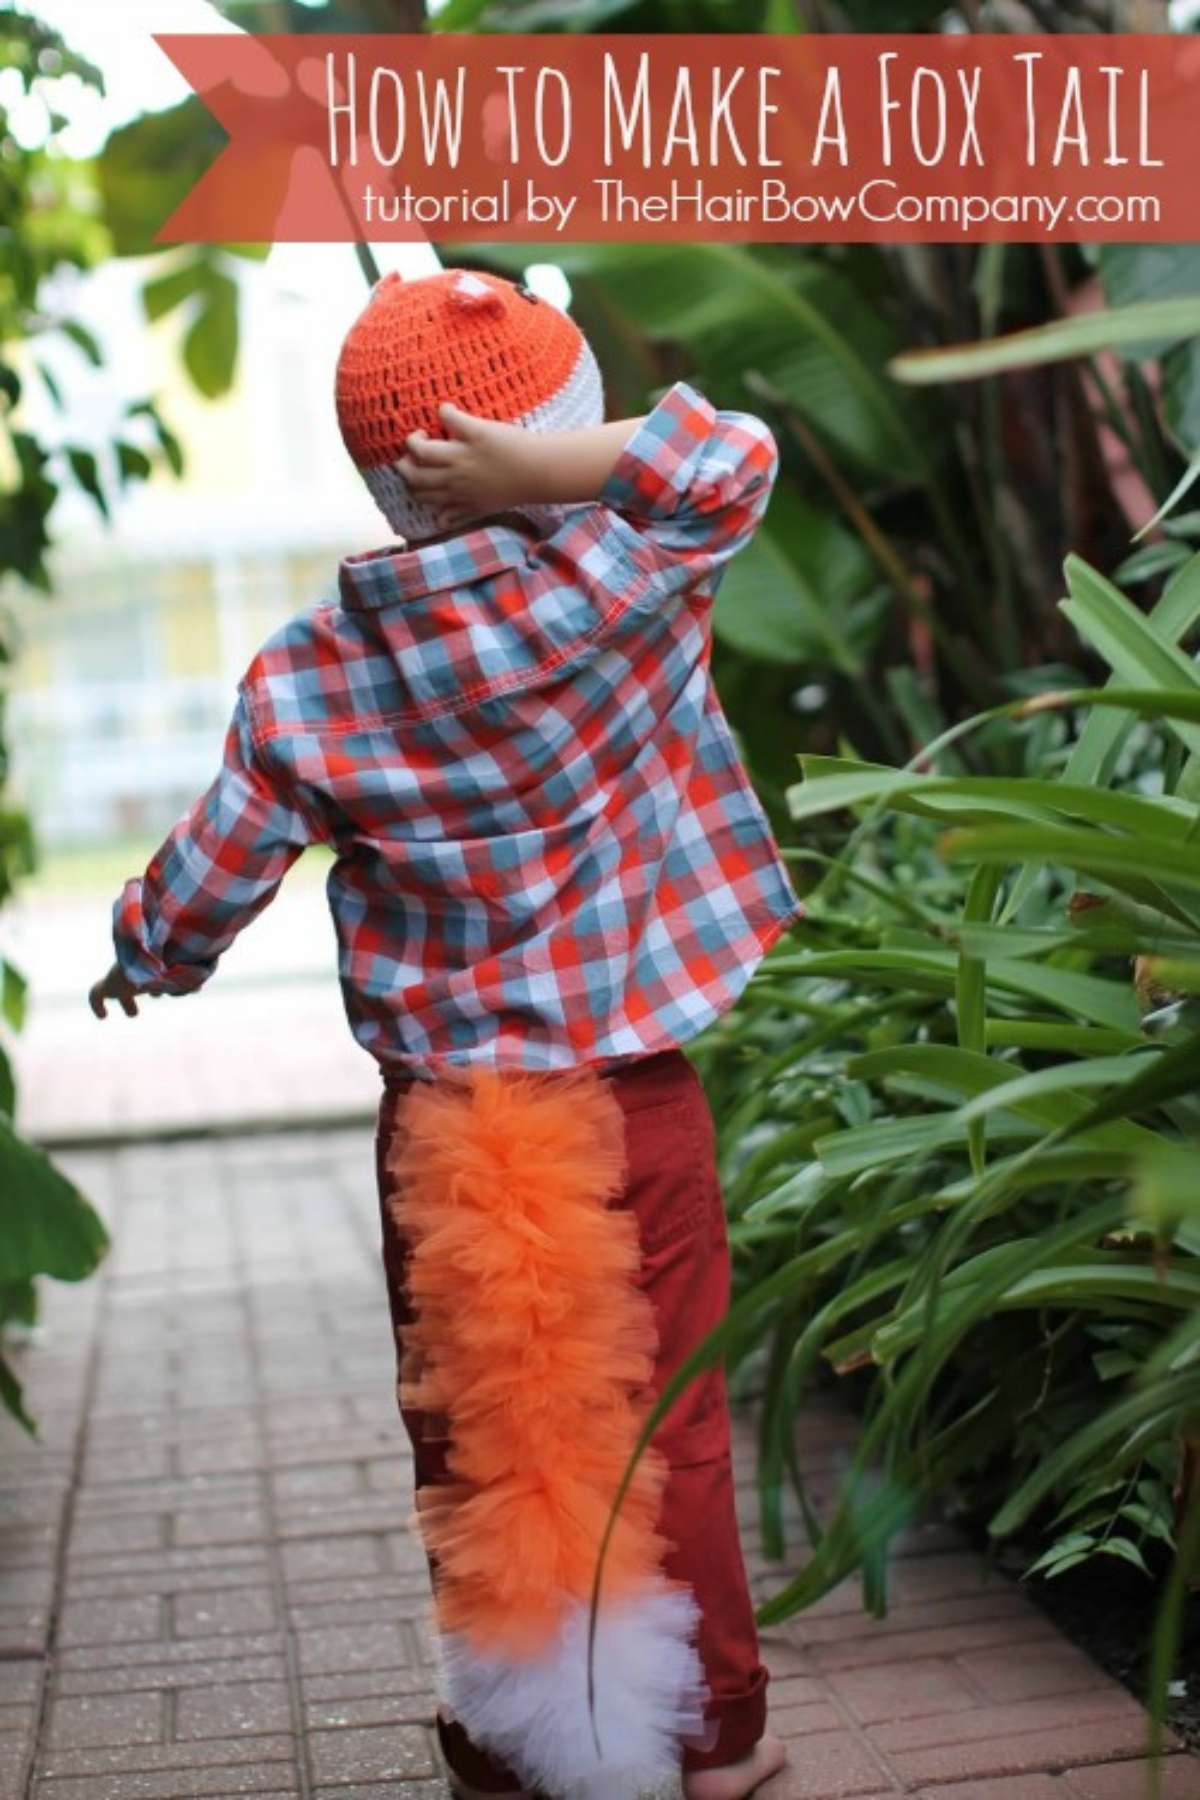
top-left (339, 518), bottom-right (537, 611)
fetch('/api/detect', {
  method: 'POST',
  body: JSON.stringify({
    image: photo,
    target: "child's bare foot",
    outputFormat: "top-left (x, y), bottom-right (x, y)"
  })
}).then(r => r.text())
top-left (683, 1731), bottom-right (788, 1800)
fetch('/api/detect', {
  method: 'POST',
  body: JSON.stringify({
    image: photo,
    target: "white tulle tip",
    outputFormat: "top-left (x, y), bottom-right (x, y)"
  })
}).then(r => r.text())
top-left (439, 1584), bottom-right (708, 1799)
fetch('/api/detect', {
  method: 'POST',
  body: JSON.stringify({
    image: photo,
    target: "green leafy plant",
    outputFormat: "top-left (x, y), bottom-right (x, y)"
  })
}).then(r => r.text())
top-left (556, 247), bottom-right (1196, 1778)
top-left (657, 555), bottom-right (1196, 1769)
top-left (0, 7), bottom-right (199, 1431)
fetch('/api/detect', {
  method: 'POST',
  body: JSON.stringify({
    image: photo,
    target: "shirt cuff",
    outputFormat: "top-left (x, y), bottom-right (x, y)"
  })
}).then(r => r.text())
top-left (113, 880), bottom-right (208, 997)
top-left (598, 381), bottom-right (718, 522)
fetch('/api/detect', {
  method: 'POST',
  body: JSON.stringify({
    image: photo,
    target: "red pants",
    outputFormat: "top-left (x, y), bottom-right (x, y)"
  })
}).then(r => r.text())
top-left (375, 1047), bottom-right (768, 1783)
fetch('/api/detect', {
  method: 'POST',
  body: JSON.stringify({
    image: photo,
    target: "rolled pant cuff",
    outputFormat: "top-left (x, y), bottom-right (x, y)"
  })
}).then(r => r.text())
top-left (681, 1661), bottom-right (770, 1773)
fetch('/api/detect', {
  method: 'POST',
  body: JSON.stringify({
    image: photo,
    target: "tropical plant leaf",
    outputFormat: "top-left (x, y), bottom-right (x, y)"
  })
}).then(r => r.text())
top-left (0, 1349), bottom-right (36, 1438)
top-left (890, 299), bottom-right (1200, 385)
top-left (0, 1125), bottom-right (109, 1287)
top-left (1061, 556), bottom-right (1200, 758)
top-left (713, 493), bottom-right (871, 672)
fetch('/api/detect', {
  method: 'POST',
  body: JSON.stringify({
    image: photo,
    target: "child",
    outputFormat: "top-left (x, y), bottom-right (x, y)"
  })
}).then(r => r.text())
top-left (90, 269), bottom-right (803, 1800)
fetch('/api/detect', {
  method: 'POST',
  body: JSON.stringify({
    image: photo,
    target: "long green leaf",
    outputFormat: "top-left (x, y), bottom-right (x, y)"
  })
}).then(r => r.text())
top-left (943, 821), bottom-right (1200, 899)
top-left (990, 1369), bottom-right (1198, 1536)
top-left (1061, 556), bottom-right (1200, 758)
top-left (876, 1255), bottom-right (1200, 1362)
top-left (848, 1043), bottom-right (1160, 1148)
top-left (762, 1192), bottom-right (1130, 1614)
top-left (958, 866), bottom-right (1003, 1176)
top-left (890, 299), bottom-right (1200, 385)
top-left (790, 762), bottom-right (1199, 836)
top-left (1060, 1032), bottom-right (1200, 1140)
top-left (0, 1348), bottom-right (36, 1437)
top-left (771, 948), bottom-right (1138, 1031)
top-left (1003, 560), bottom-right (1200, 922)
top-left (0, 1124), bottom-right (108, 1286)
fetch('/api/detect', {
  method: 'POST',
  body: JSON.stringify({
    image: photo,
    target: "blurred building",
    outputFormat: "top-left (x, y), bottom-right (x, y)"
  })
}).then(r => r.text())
top-left (12, 246), bottom-right (428, 848)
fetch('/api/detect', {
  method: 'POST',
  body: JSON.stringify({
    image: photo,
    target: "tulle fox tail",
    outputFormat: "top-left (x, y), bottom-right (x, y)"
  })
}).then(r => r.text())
top-left (385, 1064), bottom-right (707, 1799)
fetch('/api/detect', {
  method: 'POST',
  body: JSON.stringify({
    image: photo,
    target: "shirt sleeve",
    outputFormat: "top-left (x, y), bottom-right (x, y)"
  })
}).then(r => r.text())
top-left (596, 379), bottom-right (779, 600)
top-left (112, 688), bottom-right (314, 997)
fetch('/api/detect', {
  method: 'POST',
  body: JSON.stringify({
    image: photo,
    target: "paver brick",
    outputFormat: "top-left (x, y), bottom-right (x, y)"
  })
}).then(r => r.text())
top-left (70, 1515), bottom-right (169, 1556)
top-left (773, 1700), bottom-right (847, 1738)
top-left (915, 1779), bottom-right (1068, 1799)
top-left (58, 1593), bottom-right (163, 1647)
top-left (308, 1724), bottom-right (436, 1785)
top-left (287, 1590), bottom-right (428, 1631)
top-left (33, 1770), bottom-right (296, 1800)
top-left (66, 1546), bottom-right (266, 1585)
top-left (870, 1688), bottom-right (1148, 1753)
top-left (172, 1587), bottom-right (276, 1637)
top-left (381, 1531), bottom-right (429, 1576)
top-left (67, 1569), bottom-right (272, 1607)
top-left (56, 1657), bottom-right (286, 1700)
top-left (1065, 1759), bottom-right (1200, 1799)
top-left (47, 1693), bottom-right (164, 1750)
top-left (0, 1600), bottom-right (49, 1649)
top-left (765, 1675), bottom-right (831, 1712)
top-left (280, 1536), bottom-right (383, 1583)
top-left (274, 1498), bottom-right (407, 1538)
top-left (301, 1668), bottom-right (434, 1705)
top-left (887, 1715), bottom-right (1173, 1787)
top-left (808, 1614), bottom-right (1060, 1672)
top-left (295, 1623), bottom-right (411, 1676)
top-left (269, 1465), bottom-right (363, 1502)
top-left (0, 1659), bottom-right (45, 1703)
top-left (756, 1633), bottom-right (817, 1677)
top-left (57, 1632), bottom-right (283, 1672)
top-left (826, 1660), bottom-right (981, 1725)
top-left (175, 1682), bottom-right (293, 1741)
top-left (751, 1731), bottom-right (895, 1797)
top-left (36, 1734), bottom-right (294, 1781)
top-left (173, 1503), bottom-right (271, 1548)
top-left (269, 1439), bottom-right (401, 1475)
top-left (786, 1590), bottom-right (1035, 1648)
top-left (176, 1440), bottom-right (264, 1478)
top-left (0, 1565), bottom-right (56, 1607)
top-left (75, 1478), bottom-right (262, 1521)
top-left (0, 1730), bottom-right (34, 1792)
top-left (954, 1640), bottom-right (1115, 1704)
top-left (304, 1693), bottom-right (433, 1731)
top-left (314, 1787), bottom-right (447, 1799)
top-left (361, 1458), bottom-right (410, 1494)
top-left (81, 1443), bottom-right (174, 1484)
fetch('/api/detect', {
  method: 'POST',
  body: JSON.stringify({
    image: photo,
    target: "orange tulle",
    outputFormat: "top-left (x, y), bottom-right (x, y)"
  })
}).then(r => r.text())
top-left (385, 1066), bottom-right (669, 1658)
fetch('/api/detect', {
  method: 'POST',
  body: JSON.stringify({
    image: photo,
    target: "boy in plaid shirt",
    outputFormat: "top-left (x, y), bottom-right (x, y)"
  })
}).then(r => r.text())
top-left (92, 270), bottom-right (802, 1800)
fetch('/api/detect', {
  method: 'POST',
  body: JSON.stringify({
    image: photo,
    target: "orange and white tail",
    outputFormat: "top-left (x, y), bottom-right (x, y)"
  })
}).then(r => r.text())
top-left (385, 1065), bottom-right (707, 1798)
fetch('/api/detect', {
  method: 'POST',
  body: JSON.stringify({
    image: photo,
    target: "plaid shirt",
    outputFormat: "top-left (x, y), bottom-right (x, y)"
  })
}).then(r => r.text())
top-left (115, 381), bottom-right (804, 1075)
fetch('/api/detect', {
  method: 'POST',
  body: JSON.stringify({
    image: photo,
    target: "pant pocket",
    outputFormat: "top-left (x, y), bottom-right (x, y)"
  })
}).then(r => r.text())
top-left (622, 1092), bottom-right (720, 1255)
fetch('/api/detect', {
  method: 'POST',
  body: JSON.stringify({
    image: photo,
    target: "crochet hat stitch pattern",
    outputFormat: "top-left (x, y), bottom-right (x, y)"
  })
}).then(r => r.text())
top-left (335, 268), bottom-right (605, 542)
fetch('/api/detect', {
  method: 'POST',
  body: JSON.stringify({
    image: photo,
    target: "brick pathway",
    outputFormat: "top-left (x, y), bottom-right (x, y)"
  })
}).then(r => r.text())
top-left (13, 883), bottom-right (377, 1145)
top-left (2, 1130), bottom-right (1196, 1800)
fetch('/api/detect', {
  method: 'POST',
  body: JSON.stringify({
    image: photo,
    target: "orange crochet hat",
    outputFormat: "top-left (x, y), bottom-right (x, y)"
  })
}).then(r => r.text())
top-left (335, 269), bottom-right (604, 541)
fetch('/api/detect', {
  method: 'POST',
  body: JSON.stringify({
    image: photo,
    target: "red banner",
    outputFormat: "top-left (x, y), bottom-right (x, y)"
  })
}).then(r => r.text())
top-left (155, 33), bottom-right (1200, 244)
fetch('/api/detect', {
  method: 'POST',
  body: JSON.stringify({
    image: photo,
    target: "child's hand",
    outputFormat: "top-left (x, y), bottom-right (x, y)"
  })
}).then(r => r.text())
top-left (399, 407), bottom-right (643, 531)
top-left (89, 963), bottom-right (141, 1019)
top-left (399, 405), bottom-right (538, 531)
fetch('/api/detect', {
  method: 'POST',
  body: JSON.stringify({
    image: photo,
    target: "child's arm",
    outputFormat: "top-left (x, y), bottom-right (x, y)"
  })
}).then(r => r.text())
top-left (90, 690), bottom-right (314, 1019)
top-left (401, 384), bottom-right (778, 594)
top-left (400, 407), bottom-right (644, 525)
